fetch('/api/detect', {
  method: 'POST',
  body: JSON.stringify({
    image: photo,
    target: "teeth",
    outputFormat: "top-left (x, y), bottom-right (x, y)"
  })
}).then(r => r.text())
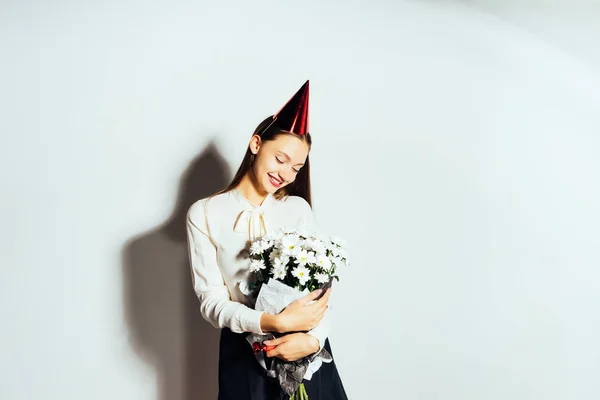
top-left (270, 174), bottom-right (281, 184)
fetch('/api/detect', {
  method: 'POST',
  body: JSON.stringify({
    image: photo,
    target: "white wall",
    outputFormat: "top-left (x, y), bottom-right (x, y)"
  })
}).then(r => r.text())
top-left (2, 1), bottom-right (599, 399)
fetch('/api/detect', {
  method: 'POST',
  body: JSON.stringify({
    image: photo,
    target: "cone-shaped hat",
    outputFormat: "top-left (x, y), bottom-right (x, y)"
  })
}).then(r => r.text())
top-left (271, 80), bottom-right (310, 135)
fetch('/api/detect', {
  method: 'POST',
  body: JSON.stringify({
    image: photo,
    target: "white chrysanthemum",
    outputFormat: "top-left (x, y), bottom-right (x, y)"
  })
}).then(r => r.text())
top-left (329, 255), bottom-right (344, 268)
top-left (271, 264), bottom-right (287, 280)
top-left (292, 265), bottom-right (311, 285)
top-left (334, 248), bottom-right (349, 266)
top-left (303, 238), bottom-right (326, 255)
top-left (250, 241), bottom-right (263, 255)
top-left (262, 232), bottom-right (274, 242)
top-left (291, 244), bottom-right (304, 259)
top-left (265, 230), bottom-right (284, 242)
top-left (281, 234), bottom-right (300, 255)
top-left (294, 249), bottom-right (317, 266)
top-left (281, 227), bottom-right (298, 235)
top-left (315, 253), bottom-right (332, 270)
top-left (249, 259), bottom-right (266, 272)
top-left (330, 246), bottom-right (346, 258)
top-left (272, 256), bottom-right (288, 270)
top-left (314, 273), bottom-right (330, 284)
top-left (297, 228), bottom-right (315, 239)
top-left (260, 239), bottom-right (273, 252)
top-left (331, 236), bottom-right (346, 247)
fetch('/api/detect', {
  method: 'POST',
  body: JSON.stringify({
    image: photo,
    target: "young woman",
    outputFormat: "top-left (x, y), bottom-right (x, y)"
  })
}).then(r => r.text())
top-left (186, 81), bottom-right (347, 399)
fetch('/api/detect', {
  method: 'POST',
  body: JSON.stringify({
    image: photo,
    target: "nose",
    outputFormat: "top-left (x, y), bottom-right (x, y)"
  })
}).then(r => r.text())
top-left (278, 169), bottom-right (293, 183)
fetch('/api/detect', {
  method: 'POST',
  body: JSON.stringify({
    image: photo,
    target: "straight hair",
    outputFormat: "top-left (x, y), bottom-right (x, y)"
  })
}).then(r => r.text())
top-left (219, 116), bottom-right (313, 206)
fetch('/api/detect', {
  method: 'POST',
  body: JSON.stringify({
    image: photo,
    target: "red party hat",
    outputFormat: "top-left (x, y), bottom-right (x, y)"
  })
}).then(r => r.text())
top-left (269, 80), bottom-right (310, 135)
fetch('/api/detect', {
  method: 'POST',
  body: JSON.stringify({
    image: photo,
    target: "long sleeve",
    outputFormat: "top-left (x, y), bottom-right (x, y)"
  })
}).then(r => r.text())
top-left (296, 197), bottom-right (331, 351)
top-left (186, 201), bottom-right (265, 334)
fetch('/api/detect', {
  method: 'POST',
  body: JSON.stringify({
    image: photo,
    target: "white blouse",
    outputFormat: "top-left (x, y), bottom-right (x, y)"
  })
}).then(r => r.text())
top-left (186, 188), bottom-right (330, 349)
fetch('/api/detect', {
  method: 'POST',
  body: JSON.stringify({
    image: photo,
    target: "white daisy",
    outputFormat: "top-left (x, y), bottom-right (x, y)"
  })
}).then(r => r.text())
top-left (337, 248), bottom-right (349, 259)
top-left (315, 253), bottom-right (332, 270)
top-left (271, 264), bottom-right (287, 280)
top-left (281, 234), bottom-right (300, 255)
top-left (294, 249), bottom-right (317, 266)
top-left (264, 230), bottom-right (284, 242)
top-left (314, 273), bottom-right (330, 284)
top-left (298, 228), bottom-right (316, 240)
top-left (333, 248), bottom-right (349, 266)
top-left (331, 236), bottom-right (346, 247)
top-left (304, 238), bottom-right (326, 255)
top-left (329, 255), bottom-right (344, 269)
top-left (259, 239), bottom-right (273, 252)
top-left (292, 265), bottom-right (311, 285)
top-left (330, 246), bottom-right (347, 258)
top-left (291, 245), bottom-right (304, 259)
top-left (249, 259), bottom-right (266, 272)
top-left (250, 241), bottom-right (263, 255)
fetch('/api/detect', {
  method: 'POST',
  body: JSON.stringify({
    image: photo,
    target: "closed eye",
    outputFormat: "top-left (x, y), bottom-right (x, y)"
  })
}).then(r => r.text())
top-left (276, 153), bottom-right (302, 172)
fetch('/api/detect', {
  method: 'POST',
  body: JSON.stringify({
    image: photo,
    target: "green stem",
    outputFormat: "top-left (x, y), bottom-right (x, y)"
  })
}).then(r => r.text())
top-left (290, 383), bottom-right (308, 400)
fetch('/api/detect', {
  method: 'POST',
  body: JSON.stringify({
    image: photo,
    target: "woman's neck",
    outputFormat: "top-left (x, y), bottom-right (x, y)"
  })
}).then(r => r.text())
top-left (235, 174), bottom-right (269, 207)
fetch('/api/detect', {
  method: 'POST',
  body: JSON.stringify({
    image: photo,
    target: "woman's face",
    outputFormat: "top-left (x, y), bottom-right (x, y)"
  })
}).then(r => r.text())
top-left (250, 133), bottom-right (310, 194)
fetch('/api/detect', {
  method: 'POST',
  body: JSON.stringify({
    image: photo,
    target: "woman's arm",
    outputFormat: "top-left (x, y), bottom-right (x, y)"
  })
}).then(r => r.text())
top-left (187, 200), bottom-right (266, 334)
top-left (188, 199), bottom-right (331, 336)
top-left (264, 333), bottom-right (320, 362)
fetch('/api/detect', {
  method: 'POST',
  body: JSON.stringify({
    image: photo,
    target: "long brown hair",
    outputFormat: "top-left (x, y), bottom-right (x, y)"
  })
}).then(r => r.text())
top-left (220, 115), bottom-right (313, 206)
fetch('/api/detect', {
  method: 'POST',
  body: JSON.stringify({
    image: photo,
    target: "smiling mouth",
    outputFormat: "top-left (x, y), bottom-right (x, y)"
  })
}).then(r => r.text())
top-left (268, 174), bottom-right (282, 187)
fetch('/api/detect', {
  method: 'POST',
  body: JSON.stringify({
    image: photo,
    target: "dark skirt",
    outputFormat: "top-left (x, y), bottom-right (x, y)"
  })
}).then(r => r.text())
top-left (218, 327), bottom-right (348, 400)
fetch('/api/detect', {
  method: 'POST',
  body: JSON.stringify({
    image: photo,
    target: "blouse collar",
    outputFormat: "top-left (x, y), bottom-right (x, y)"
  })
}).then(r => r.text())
top-left (231, 188), bottom-right (275, 241)
top-left (231, 187), bottom-right (274, 209)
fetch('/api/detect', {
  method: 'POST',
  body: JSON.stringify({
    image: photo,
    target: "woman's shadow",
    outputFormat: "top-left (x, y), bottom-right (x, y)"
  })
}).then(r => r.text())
top-left (122, 140), bottom-right (229, 400)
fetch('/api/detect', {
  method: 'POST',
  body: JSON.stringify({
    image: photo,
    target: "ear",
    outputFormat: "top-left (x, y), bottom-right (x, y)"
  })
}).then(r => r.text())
top-left (249, 135), bottom-right (262, 155)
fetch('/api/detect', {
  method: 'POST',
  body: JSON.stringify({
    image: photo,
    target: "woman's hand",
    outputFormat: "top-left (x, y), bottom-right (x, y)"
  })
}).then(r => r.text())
top-left (276, 288), bottom-right (331, 333)
top-left (264, 333), bottom-right (320, 362)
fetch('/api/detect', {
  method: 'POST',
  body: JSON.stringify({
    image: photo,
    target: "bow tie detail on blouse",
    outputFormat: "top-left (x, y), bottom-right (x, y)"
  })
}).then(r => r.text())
top-left (233, 206), bottom-right (268, 241)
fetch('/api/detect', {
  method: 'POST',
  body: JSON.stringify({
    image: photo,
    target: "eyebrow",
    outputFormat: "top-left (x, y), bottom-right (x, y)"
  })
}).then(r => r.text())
top-left (278, 151), bottom-right (305, 166)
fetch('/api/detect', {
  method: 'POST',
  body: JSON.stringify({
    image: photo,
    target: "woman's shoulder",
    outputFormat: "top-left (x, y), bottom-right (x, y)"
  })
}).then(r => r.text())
top-left (280, 194), bottom-right (312, 213)
top-left (187, 190), bottom-right (232, 223)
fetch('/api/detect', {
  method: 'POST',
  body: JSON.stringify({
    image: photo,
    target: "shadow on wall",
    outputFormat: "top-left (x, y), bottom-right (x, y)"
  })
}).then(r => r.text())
top-left (122, 140), bottom-right (230, 400)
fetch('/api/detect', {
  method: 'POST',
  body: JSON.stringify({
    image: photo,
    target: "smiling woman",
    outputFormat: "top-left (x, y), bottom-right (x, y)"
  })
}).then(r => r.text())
top-left (222, 84), bottom-right (314, 206)
top-left (233, 124), bottom-right (311, 197)
top-left (186, 81), bottom-right (348, 400)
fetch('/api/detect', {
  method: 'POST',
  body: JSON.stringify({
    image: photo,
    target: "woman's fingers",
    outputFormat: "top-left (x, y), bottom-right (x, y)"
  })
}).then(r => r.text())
top-left (298, 289), bottom-right (323, 305)
top-left (264, 336), bottom-right (287, 346)
top-left (318, 288), bottom-right (331, 304)
top-left (265, 347), bottom-right (280, 358)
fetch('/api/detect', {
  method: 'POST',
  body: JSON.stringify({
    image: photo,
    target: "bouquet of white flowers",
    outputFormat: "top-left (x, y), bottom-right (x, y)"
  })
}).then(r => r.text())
top-left (242, 228), bottom-right (350, 399)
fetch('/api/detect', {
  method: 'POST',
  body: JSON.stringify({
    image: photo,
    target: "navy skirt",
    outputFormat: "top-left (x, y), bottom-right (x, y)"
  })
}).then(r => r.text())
top-left (218, 328), bottom-right (348, 400)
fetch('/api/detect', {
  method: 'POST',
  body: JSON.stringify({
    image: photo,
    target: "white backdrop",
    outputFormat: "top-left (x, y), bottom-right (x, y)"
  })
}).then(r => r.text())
top-left (2, 1), bottom-right (600, 399)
